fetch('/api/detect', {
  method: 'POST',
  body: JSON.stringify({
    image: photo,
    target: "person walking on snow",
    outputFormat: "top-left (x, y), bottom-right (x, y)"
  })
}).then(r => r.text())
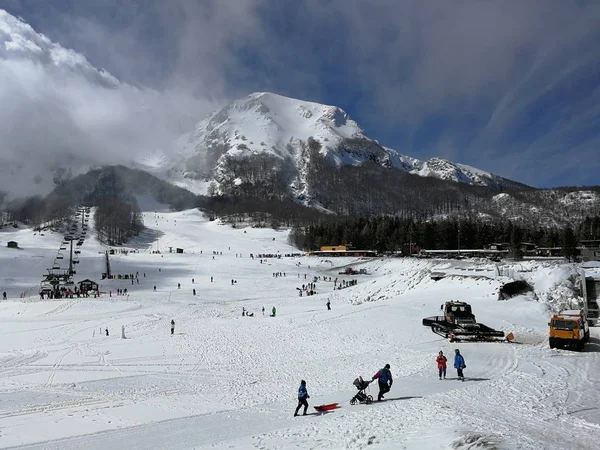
top-left (454, 349), bottom-right (466, 381)
top-left (271, 306), bottom-right (276, 317)
top-left (170, 319), bottom-right (175, 335)
top-left (294, 380), bottom-right (310, 416)
top-left (372, 364), bottom-right (393, 401)
top-left (326, 300), bottom-right (331, 310)
top-left (436, 351), bottom-right (447, 380)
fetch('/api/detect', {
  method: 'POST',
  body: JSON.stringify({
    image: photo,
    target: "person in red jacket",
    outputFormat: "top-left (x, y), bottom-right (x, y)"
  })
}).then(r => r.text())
top-left (436, 350), bottom-right (447, 380)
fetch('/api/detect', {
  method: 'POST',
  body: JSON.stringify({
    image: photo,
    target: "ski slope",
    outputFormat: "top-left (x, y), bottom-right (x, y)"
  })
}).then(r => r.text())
top-left (1, 210), bottom-right (599, 450)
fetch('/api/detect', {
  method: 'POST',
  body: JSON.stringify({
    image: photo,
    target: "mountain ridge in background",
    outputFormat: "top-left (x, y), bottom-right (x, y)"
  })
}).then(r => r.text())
top-left (1, 8), bottom-right (599, 227)
top-left (168, 92), bottom-right (529, 197)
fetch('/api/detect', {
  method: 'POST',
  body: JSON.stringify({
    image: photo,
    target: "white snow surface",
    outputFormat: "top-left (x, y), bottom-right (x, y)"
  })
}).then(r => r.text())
top-left (1, 211), bottom-right (600, 450)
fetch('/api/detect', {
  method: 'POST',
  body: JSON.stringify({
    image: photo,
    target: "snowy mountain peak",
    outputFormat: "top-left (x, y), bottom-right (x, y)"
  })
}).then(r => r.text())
top-left (176, 92), bottom-right (369, 184)
top-left (171, 92), bottom-right (524, 196)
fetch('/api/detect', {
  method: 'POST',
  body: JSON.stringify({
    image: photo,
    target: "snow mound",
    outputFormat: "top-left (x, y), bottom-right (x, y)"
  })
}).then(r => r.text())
top-left (451, 433), bottom-right (501, 450)
top-left (518, 263), bottom-right (582, 311)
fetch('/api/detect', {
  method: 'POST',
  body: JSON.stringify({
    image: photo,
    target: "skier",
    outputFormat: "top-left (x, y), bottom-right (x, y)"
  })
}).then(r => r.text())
top-left (294, 380), bottom-right (310, 416)
top-left (170, 319), bottom-right (175, 335)
top-left (105, 327), bottom-right (109, 336)
top-left (193, 289), bottom-right (196, 296)
top-left (2, 291), bottom-right (6, 300)
top-left (271, 306), bottom-right (276, 317)
top-left (454, 349), bottom-right (466, 381)
top-left (372, 364), bottom-right (393, 401)
top-left (326, 300), bottom-right (331, 311)
top-left (178, 283), bottom-right (181, 289)
top-left (436, 350), bottom-right (447, 380)
top-left (262, 306), bottom-right (265, 315)
top-left (211, 276), bottom-right (213, 282)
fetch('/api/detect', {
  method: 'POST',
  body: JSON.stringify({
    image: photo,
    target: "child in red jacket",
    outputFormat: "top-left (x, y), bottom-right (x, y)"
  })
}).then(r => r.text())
top-left (436, 351), bottom-right (447, 380)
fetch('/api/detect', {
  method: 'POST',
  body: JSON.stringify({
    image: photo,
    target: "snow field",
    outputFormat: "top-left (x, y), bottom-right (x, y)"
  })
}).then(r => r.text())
top-left (0, 210), bottom-right (599, 449)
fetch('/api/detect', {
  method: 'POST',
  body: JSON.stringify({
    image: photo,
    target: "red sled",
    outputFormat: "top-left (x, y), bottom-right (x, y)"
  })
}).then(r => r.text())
top-left (314, 403), bottom-right (339, 412)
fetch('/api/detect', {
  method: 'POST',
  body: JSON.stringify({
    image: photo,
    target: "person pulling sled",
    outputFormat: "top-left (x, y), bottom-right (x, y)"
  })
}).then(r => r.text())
top-left (294, 380), bottom-right (310, 416)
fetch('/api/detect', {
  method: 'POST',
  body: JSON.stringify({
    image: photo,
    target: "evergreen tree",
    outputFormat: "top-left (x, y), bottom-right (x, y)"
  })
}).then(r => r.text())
top-left (561, 226), bottom-right (578, 261)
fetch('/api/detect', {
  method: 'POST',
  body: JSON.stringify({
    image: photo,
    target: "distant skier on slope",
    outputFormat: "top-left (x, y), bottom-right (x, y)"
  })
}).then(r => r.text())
top-left (454, 349), bottom-right (466, 381)
top-left (271, 306), bottom-right (276, 317)
top-left (294, 380), bottom-right (310, 416)
top-left (436, 351), bottom-right (447, 380)
top-left (171, 319), bottom-right (175, 335)
top-left (372, 364), bottom-right (393, 401)
top-left (326, 300), bottom-right (331, 310)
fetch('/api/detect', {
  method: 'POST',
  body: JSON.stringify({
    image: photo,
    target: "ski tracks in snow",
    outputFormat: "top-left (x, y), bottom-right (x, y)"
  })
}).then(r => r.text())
top-left (44, 345), bottom-right (77, 387)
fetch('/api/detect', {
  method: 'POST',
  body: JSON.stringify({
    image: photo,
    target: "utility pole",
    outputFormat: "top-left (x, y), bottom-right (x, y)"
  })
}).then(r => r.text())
top-left (457, 223), bottom-right (461, 256)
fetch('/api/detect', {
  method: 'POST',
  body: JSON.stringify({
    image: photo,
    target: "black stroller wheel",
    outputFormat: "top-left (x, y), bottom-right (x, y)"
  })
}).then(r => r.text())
top-left (350, 397), bottom-right (357, 405)
top-left (366, 395), bottom-right (373, 404)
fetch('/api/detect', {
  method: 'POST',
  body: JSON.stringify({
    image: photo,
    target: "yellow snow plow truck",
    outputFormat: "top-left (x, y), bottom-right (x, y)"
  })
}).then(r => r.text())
top-left (549, 310), bottom-right (589, 351)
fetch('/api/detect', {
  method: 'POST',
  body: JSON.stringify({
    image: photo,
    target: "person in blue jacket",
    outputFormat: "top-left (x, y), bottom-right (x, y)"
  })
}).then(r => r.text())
top-left (372, 364), bottom-right (393, 401)
top-left (454, 349), bottom-right (466, 381)
top-left (294, 380), bottom-right (310, 416)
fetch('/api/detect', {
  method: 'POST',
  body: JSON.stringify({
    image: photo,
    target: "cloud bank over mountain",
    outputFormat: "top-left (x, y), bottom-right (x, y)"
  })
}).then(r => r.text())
top-left (2, 1), bottom-right (600, 188)
top-left (0, 9), bottom-right (215, 198)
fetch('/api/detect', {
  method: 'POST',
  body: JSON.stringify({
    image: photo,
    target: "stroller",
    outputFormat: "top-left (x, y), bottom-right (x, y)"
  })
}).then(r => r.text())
top-left (350, 376), bottom-right (373, 405)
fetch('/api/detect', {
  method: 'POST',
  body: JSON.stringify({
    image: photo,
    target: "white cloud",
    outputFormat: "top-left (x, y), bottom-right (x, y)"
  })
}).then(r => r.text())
top-left (0, 9), bottom-right (219, 199)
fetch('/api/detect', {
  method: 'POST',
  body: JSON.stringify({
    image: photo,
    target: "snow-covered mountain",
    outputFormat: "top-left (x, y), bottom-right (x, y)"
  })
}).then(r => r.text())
top-left (0, 8), bottom-right (524, 204)
top-left (172, 92), bottom-right (524, 197)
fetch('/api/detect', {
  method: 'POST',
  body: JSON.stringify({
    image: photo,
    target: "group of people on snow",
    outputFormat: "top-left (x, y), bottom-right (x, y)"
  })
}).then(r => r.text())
top-left (294, 350), bottom-right (467, 416)
top-left (436, 349), bottom-right (466, 380)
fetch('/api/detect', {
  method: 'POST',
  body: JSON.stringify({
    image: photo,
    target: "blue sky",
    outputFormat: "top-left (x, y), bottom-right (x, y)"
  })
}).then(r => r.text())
top-left (2, 0), bottom-right (600, 187)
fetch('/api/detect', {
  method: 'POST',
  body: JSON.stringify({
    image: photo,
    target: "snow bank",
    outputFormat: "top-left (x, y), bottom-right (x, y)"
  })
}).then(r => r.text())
top-left (518, 263), bottom-right (582, 312)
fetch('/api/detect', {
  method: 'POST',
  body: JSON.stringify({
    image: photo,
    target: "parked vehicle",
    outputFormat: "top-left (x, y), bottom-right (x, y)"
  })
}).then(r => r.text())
top-left (422, 301), bottom-right (511, 342)
top-left (549, 309), bottom-right (589, 351)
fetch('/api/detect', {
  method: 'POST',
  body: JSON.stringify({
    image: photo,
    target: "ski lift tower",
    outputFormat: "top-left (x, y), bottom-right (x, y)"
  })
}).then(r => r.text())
top-left (68, 239), bottom-right (74, 275)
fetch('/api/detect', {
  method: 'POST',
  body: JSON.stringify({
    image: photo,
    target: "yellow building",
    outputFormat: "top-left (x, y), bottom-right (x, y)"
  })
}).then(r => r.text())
top-left (320, 245), bottom-right (347, 252)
